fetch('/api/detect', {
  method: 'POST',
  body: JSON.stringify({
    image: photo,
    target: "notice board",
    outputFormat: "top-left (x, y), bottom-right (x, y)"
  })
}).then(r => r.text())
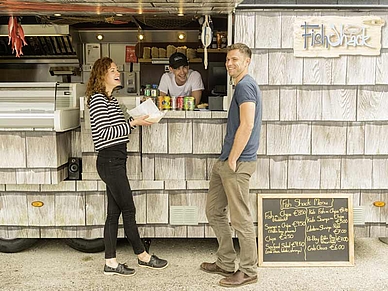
top-left (258, 194), bottom-right (354, 267)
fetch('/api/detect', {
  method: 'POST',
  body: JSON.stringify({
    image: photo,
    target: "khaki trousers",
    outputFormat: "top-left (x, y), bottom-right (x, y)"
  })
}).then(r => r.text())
top-left (206, 160), bottom-right (257, 277)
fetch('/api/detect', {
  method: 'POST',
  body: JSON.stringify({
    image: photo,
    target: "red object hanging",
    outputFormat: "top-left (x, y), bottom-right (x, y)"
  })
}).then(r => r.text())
top-left (8, 16), bottom-right (27, 58)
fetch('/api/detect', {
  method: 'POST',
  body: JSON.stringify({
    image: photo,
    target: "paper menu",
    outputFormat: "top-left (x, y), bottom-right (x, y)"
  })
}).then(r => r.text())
top-left (127, 98), bottom-right (166, 123)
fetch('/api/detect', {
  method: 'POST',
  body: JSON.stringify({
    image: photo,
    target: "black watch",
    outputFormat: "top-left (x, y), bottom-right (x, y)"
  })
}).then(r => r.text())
top-left (128, 116), bottom-right (136, 130)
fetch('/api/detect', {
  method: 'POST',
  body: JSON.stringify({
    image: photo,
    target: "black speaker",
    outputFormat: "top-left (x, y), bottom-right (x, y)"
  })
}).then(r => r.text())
top-left (68, 157), bottom-right (82, 180)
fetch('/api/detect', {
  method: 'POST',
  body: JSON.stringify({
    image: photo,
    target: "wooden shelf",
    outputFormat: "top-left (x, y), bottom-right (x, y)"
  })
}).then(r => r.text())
top-left (197, 48), bottom-right (227, 53)
top-left (138, 58), bottom-right (202, 63)
top-left (138, 58), bottom-right (152, 63)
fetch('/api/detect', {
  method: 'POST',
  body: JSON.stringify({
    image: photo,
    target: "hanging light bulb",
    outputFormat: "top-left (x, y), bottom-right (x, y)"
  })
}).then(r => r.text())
top-left (138, 32), bottom-right (144, 41)
top-left (178, 32), bottom-right (186, 41)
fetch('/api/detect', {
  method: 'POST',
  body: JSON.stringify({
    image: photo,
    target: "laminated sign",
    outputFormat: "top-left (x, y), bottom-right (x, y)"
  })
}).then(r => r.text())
top-left (294, 16), bottom-right (385, 57)
top-left (126, 46), bottom-right (137, 63)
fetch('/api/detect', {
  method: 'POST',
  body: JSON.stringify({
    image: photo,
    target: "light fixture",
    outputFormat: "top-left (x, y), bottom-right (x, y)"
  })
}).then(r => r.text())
top-left (178, 13), bottom-right (184, 17)
top-left (116, 13), bottom-right (123, 17)
top-left (138, 33), bottom-right (144, 41)
top-left (96, 34), bottom-right (104, 41)
top-left (177, 32), bottom-right (186, 41)
top-left (54, 13), bottom-right (61, 17)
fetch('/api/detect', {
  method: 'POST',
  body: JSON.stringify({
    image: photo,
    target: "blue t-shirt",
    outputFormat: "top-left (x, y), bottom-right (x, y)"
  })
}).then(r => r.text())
top-left (219, 74), bottom-right (262, 161)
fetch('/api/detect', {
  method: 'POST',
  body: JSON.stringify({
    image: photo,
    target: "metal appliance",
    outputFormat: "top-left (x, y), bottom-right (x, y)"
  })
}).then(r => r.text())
top-left (0, 82), bottom-right (85, 131)
top-left (82, 42), bottom-right (140, 96)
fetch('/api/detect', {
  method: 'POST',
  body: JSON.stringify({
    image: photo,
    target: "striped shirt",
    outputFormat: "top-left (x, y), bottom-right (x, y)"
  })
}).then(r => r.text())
top-left (89, 93), bottom-right (132, 151)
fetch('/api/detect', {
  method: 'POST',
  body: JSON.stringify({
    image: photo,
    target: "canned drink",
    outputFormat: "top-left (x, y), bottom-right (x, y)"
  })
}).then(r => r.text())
top-left (162, 96), bottom-right (171, 110)
top-left (151, 84), bottom-right (159, 97)
top-left (144, 84), bottom-right (151, 97)
top-left (157, 96), bottom-right (164, 110)
top-left (170, 96), bottom-right (177, 110)
top-left (176, 96), bottom-right (184, 110)
top-left (184, 96), bottom-right (195, 111)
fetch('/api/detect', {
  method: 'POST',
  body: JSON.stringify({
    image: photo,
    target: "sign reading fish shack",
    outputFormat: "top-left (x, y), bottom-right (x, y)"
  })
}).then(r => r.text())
top-left (294, 16), bottom-right (385, 57)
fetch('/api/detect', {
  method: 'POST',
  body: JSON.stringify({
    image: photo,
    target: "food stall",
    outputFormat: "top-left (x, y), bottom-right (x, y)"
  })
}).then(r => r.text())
top-left (0, 1), bottom-right (388, 253)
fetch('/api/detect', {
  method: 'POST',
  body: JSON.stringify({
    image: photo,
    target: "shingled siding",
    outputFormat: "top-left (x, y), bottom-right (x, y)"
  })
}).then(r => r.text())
top-left (2, 9), bottom-right (388, 239)
top-left (235, 9), bottom-right (388, 237)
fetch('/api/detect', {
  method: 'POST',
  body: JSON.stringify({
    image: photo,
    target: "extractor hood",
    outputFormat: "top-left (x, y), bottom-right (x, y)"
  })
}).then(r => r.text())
top-left (0, 24), bottom-right (70, 36)
top-left (0, 24), bottom-right (79, 65)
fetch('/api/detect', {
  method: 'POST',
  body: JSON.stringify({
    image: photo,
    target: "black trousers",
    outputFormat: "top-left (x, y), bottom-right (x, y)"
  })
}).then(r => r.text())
top-left (96, 154), bottom-right (145, 259)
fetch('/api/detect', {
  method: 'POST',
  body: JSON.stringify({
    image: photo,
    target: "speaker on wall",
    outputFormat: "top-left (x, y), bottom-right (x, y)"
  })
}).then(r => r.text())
top-left (68, 157), bottom-right (82, 180)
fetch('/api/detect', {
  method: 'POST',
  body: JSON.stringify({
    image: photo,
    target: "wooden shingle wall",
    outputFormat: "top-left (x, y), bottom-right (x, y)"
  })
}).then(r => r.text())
top-left (2, 9), bottom-right (388, 239)
top-left (0, 131), bottom-right (71, 185)
top-left (236, 9), bottom-right (388, 236)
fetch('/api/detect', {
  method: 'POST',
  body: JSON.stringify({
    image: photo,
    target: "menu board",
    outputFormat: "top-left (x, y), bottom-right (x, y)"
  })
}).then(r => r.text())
top-left (258, 194), bottom-right (354, 266)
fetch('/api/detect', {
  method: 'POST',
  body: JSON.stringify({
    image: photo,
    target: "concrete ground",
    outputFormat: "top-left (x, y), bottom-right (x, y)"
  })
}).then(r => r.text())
top-left (0, 238), bottom-right (387, 291)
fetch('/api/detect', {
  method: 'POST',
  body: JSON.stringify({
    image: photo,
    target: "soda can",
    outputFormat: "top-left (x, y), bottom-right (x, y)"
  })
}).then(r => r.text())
top-left (176, 96), bottom-right (184, 110)
top-left (184, 96), bottom-right (195, 111)
top-left (171, 96), bottom-right (177, 110)
top-left (151, 84), bottom-right (159, 98)
top-left (144, 84), bottom-right (151, 97)
top-left (157, 96), bottom-right (164, 110)
top-left (162, 96), bottom-right (171, 110)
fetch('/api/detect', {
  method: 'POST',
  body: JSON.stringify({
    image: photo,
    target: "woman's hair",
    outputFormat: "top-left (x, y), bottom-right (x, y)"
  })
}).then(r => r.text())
top-left (86, 57), bottom-right (113, 105)
top-left (227, 43), bottom-right (252, 59)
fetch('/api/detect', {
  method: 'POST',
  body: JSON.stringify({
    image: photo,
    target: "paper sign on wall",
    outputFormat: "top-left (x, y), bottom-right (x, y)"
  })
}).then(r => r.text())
top-left (125, 46), bottom-right (137, 63)
top-left (294, 16), bottom-right (385, 58)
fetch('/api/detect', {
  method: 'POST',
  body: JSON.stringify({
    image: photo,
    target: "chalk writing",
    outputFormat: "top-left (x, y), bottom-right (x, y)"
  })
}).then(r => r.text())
top-left (261, 197), bottom-right (351, 262)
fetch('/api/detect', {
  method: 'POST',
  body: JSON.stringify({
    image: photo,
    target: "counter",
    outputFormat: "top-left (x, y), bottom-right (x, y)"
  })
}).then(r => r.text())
top-left (1, 110), bottom-right (249, 239)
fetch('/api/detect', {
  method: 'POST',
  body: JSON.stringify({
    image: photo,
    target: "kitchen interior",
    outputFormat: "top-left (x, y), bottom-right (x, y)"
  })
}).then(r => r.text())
top-left (0, 2), bottom-right (240, 248)
top-left (0, 13), bottom-right (230, 131)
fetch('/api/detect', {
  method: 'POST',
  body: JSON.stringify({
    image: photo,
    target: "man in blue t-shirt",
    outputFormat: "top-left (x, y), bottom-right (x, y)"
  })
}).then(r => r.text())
top-left (200, 43), bottom-right (262, 288)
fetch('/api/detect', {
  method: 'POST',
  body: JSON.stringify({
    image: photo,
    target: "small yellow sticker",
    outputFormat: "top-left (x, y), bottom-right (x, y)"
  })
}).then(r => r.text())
top-left (373, 201), bottom-right (386, 207)
top-left (31, 201), bottom-right (44, 207)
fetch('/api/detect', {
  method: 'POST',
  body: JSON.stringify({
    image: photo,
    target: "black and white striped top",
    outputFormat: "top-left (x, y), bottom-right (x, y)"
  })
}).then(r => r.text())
top-left (89, 93), bottom-right (132, 151)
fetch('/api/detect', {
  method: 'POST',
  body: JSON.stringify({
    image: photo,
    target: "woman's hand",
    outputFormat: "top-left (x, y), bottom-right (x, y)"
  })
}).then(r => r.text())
top-left (131, 115), bottom-right (154, 127)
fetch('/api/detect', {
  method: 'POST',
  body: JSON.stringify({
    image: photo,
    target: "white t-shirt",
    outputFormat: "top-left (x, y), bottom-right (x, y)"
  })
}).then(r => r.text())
top-left (158, 69), bottom-right (204, 97)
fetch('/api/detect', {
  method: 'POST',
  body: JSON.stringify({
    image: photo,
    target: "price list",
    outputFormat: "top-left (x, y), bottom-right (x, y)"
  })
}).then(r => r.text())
top-left (259, 195), bottom-right (354, 265)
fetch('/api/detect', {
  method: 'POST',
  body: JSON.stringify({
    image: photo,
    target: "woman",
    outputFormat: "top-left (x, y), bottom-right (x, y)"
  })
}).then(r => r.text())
top-left (86, 57), bottom-right (168, 276)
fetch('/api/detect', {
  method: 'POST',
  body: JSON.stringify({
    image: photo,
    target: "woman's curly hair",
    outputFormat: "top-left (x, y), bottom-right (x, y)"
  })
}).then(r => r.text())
top-left (86, 57), bottom-right (113, 105)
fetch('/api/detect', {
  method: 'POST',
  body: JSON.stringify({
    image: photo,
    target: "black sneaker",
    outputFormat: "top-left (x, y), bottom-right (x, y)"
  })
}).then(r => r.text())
top-left (138, 255), bottom-right (168, 269)
top-left (104, 263), bottom-right (136, 276)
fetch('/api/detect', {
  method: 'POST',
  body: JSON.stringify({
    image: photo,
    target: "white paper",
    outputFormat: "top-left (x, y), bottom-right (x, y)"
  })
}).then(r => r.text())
top-left (127, 98), bottom-right (166, 123)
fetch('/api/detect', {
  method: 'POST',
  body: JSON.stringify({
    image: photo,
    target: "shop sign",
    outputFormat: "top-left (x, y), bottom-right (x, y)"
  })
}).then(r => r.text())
top-left (294, 16), bottom-right (385, 57)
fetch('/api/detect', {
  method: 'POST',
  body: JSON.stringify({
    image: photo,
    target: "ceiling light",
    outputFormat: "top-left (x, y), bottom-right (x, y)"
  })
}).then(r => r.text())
top-left (96, 34), bottom-right (104, 41)
top-left (138, 33), bottom-right (144, 41)
top-left (178, 13), bottom-right (184, 17)
top-left (54, 13), bottom-right (61, 17)
top-left (178, 32), bottom-right (186, 41)
top-left (116, 13), bottom-right (123, 17)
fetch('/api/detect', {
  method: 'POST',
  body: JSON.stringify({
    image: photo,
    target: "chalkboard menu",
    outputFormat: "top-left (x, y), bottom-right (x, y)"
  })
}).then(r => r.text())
top-left (258, 194), bottom-right (354, 266)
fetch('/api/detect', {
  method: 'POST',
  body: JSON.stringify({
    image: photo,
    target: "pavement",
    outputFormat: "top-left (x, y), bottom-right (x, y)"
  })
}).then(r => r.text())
top-left (0, 237), bottom-right (387, 291)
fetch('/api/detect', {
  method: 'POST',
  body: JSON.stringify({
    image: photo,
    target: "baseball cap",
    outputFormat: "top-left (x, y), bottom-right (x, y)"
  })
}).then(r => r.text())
top-left (169, 52), bottom-right (189, 69)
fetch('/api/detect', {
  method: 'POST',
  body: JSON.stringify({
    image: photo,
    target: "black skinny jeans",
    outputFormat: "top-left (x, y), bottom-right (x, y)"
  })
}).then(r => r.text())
top-left (96, 153), bottom-right (145, 259)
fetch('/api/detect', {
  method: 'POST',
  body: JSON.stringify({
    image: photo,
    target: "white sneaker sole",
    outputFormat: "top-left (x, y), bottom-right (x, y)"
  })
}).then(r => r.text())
top-left (137, 262), bottom-right (169, 270)
top-left (103, 271), bottom-right (136, 277)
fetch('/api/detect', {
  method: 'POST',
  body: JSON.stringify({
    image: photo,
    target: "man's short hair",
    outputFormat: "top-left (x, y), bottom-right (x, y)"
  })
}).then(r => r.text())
top-left (227, 43), bottom-right (252, 58)
top-left (169, 52), bottom-right (189, 69)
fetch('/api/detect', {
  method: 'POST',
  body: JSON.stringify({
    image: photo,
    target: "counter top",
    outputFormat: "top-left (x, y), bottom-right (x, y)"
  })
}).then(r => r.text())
top-left (163, 110), bottom-right (228, 119)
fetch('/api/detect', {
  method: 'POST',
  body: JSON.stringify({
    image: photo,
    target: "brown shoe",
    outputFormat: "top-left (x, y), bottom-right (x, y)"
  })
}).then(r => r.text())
top-left (200, 262), bottom-right (234, 276)
top-left (219, 270), bottom-right (258, 287)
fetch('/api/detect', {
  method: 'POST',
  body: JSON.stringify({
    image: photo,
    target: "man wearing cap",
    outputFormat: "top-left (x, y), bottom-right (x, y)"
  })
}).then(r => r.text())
top-left (158, 52), bottom-right (204, 105)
